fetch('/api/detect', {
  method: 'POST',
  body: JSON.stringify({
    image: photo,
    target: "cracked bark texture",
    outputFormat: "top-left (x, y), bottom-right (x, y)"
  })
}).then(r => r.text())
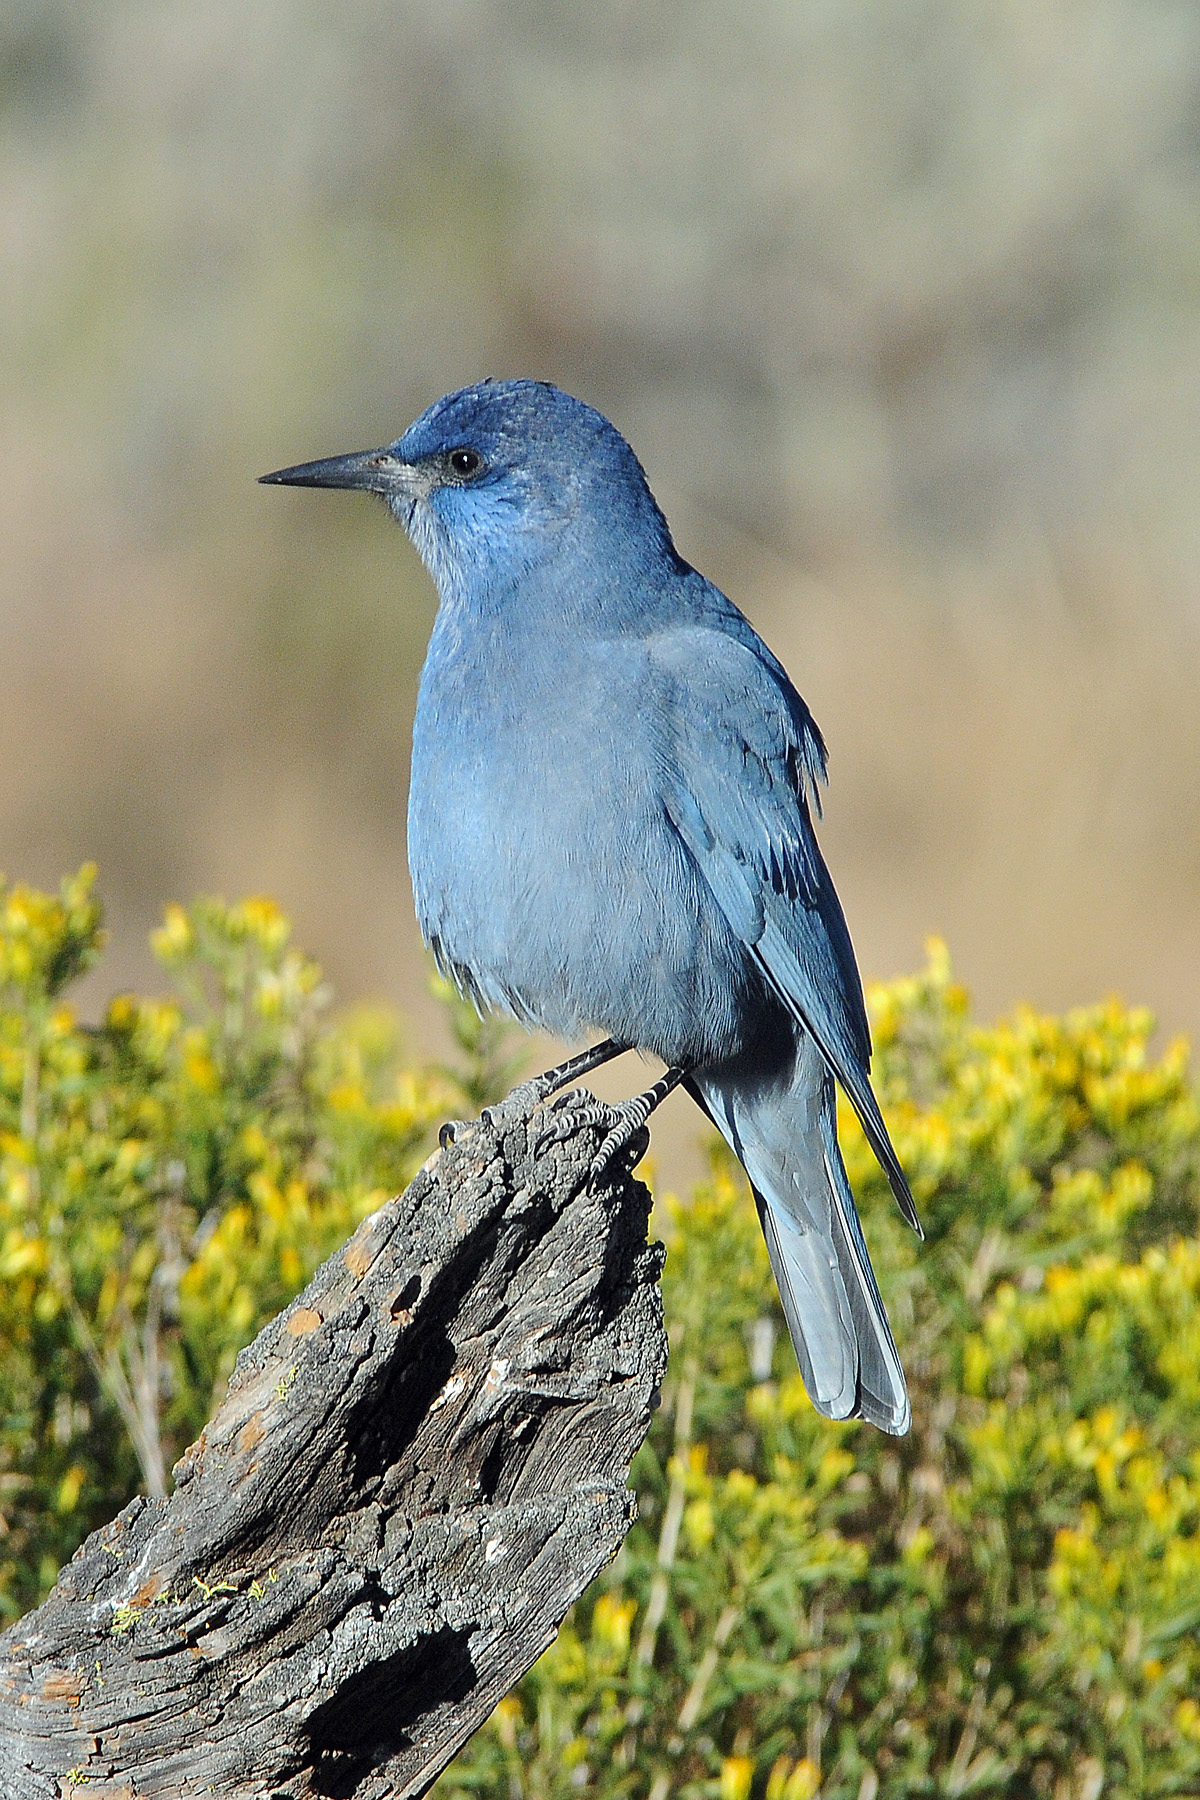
top-left (0, 1086), bottom-right (666, 1799)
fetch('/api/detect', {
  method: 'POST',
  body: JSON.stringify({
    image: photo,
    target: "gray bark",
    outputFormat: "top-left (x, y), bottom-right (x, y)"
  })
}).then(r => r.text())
top-left (0, 1086), bottom-right (666, 1799)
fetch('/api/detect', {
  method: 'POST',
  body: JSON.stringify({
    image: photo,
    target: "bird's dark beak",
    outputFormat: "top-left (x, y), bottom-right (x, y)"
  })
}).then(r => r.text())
top-left (258, 447), bottom-right (423, 497)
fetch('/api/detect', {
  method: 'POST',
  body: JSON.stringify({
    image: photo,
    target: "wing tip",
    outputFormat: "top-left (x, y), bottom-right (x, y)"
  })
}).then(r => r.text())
top-left (883, 1153), bottom-right (924, 1239)
top-left (902, 1189), bottom-right (925, 1241)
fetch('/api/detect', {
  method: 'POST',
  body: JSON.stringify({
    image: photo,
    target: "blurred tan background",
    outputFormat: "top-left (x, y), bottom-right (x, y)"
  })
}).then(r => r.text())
top-left (4, 1), bottom-right (1200, 1186)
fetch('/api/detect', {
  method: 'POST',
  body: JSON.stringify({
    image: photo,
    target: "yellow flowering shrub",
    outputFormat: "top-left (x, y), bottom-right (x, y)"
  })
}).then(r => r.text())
top-left (5, 877), bottom-right (1200, 1797)
top-left (0, 869), bottom-right (451, 1611)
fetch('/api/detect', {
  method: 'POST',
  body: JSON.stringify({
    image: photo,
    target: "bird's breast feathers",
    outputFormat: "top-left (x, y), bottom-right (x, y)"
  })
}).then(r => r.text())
top-left (405, 619), bottom-right (824, 1063)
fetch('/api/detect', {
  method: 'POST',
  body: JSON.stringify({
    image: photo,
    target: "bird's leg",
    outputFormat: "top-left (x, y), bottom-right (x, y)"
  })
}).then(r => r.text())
top-left (442, 1040), bottom-right (630, 1150)
top-left (537, 1063), bottom-right (691, 1188)
top-left (507, 1036), bottom-right (631, 1110)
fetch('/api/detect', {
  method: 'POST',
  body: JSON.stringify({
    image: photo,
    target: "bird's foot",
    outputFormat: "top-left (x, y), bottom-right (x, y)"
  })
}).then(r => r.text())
top-left (534, 1089), bottom-right (649, 1186)
top-left (586, 1100), bottom-right (655, 1187)
top-left (534, 1065), bottom-right (690, 1187)
top-left (533, 1089), bottom-right (614, 1154)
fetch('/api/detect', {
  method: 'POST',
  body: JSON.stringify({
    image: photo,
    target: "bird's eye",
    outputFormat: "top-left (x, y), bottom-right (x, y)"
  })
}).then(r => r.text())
top-left (448, 448), bottom-right (483, 478)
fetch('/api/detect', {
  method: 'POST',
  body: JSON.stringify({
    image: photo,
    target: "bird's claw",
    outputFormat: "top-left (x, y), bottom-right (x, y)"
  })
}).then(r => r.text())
top-left (587, 1114), bottom-right (651, 1187)
top-left (439, 1119), bottom-right (474, 1149)
top-left (533, 1087), bottom-right (611, 1156)
top-left (532, 1088), bottom-right (651, 1186)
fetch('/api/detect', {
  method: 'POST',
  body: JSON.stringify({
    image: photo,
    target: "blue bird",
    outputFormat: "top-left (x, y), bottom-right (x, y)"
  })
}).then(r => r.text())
top-left (261, 379), bottom-right (921, 1435)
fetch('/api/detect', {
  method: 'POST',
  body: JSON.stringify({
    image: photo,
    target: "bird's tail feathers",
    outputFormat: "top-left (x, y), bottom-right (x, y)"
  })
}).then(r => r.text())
top-left (695, 1049), bottom-right (910, 1436)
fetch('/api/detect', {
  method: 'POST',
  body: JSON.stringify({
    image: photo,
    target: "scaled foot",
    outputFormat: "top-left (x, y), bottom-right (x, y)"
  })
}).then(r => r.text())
top-left (535, 1065), bottom-right (689, 1187)
top-left (535, 1089), bottom-right (650, 1186)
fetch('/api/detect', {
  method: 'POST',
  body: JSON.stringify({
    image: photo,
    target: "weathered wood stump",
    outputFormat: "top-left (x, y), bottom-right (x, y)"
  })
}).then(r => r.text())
top-left (0, 1085), bottom-right (666, 1799)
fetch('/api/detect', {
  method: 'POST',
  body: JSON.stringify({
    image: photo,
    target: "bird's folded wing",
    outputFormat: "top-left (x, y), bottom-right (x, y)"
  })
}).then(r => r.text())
top-left (650, 624), bottom-right (920, 1235)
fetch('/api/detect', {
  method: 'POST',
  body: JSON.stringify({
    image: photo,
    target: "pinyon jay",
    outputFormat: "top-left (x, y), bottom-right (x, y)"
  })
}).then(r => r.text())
top-left (262, 379), bottom-right (921, 1435)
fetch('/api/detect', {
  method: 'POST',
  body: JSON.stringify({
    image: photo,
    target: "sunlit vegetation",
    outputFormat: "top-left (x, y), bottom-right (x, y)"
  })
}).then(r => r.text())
top-left (0, 867), bottom-right (451, 1602)
top-left (2, 873), bottom-right (1199, 1795)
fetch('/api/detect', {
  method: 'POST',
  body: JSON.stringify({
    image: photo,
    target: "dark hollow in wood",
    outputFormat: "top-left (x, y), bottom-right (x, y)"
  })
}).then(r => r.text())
top-left (0, 1085), bottom-right (667, 1799)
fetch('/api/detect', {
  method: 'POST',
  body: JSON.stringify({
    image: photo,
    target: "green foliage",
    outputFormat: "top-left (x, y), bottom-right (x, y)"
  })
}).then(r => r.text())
top-left (440, 944), bottom-right (1200, 1800)
top-left (0, 868), bottom-right (453, 1614)
top-left (5, 880), bottom-right (1200, 1796)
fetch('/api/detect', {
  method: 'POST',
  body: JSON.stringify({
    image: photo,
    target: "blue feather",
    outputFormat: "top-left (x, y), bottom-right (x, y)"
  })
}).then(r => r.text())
top-left (261, 378), bottom-right (922, 1435)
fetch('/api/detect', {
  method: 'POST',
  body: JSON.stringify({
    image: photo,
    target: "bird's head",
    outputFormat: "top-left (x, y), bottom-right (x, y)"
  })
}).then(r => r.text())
top-left (260, 380), bottom-right (676, 599)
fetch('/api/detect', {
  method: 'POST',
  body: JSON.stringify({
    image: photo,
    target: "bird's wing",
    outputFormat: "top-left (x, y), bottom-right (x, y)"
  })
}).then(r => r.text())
top-left (648, 624), bottom-right (920, 1235)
